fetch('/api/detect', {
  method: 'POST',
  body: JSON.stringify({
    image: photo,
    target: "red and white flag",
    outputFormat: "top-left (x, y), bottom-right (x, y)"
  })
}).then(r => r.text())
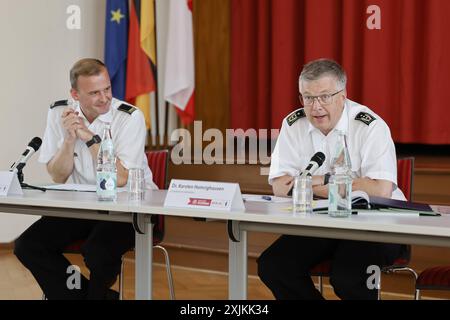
top-left (164, 0), bottom-right (195, 125)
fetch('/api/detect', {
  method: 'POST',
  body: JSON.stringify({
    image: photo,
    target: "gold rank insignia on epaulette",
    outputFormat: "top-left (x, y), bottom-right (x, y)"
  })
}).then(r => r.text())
top-left (286, 108), bottom-right (306, 126)
top-left (355, 112), bottom-right (376, 126)
top-left (118, 104), bottom-right (137, 115)
top-left (50, 100), bottom-right (68, 109)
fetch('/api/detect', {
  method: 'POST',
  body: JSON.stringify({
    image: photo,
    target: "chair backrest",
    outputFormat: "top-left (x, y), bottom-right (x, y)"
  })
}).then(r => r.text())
top-left (397, 157), bottom-right (414, 201)
top-left (146, 150), bottom-right (169, 190)
top-left (146, 150), bottom-right (169, 244)
top-left (393, 157), bottom-right (415, 265)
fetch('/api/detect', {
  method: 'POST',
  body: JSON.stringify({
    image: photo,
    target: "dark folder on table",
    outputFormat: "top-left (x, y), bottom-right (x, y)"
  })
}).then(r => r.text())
top-left (366, 196), bottom-right (433, 212)
top-left (314, 191), bottom-right (438, 215)
top-left (352, 193), bottom-right (436, 214)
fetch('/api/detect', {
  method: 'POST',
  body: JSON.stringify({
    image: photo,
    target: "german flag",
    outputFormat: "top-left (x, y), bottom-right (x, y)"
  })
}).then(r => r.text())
top-left (125, 0), bottom-right (156, 130)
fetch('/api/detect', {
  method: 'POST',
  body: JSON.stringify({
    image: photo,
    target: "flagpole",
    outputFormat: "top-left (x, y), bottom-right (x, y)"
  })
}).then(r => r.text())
top-left (151, 0), bottom-right (159, 148)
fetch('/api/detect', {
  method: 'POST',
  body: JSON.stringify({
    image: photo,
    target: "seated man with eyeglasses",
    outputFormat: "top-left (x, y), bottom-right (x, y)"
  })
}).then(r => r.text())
top-left (257, 58), bottom-right (404, 300)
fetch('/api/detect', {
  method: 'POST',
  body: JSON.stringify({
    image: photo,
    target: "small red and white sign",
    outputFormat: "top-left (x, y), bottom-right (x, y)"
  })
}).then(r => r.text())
top-left (164, 179), bottom-right (245, 212)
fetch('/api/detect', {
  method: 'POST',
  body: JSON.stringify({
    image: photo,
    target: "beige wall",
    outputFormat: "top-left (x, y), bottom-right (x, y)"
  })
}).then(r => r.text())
top-left (0, 0), bottom-right (106, 242)
top-left (0, 0), bottom-right (232, 242)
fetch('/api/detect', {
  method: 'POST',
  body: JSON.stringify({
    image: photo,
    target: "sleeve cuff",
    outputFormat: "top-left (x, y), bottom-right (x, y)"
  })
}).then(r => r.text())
top-left (38, 154), bottom-right (52, 164)
top-left (268, 170), bottom-right (297, 185)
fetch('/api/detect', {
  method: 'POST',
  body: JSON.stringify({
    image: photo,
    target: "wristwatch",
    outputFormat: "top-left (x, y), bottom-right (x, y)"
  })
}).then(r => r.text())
top-left (86, 134), bottom-right (101, 148)
top-left (324, 172), bottom-right (331, 185)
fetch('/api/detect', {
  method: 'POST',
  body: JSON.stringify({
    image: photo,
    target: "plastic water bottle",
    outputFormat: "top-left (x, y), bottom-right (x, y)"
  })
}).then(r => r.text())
top-left (96, 123), bottom-right (117, 201)
top-left (328, 131), bottom-right (352, 217)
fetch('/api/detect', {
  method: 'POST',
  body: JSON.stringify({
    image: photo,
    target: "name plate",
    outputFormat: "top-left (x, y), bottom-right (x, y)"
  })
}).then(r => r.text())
top-left (0, 171), bottom-right (23, 196)
top-left (164, 179), bottom-right (245, 212)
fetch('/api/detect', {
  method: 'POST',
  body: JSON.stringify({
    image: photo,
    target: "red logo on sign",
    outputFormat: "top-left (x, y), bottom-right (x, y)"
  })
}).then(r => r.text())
top-left (188, 198), bottom-right (212, 206)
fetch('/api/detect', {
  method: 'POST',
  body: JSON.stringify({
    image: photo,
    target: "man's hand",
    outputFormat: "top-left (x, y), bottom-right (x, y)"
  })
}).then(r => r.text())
top-left (75, 117), bottom-right (95, 142)
top-left (61, 109), bottom-right (80, 143)
top-left (48, 108), bottom-right (81, 183)
top-left (272, 175), bottom-right (294, 197)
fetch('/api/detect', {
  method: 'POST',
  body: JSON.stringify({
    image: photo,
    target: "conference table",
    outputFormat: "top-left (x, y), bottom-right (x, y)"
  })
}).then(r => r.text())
top-left (1, 189), bottom-right (450, 300)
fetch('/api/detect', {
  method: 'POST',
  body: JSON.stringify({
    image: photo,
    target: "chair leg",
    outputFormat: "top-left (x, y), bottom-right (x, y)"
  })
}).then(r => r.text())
top-left (377, 274), bottom-right (381, 300)
top-left (154, 245), bottom-right (175, 300)
top-left (390, 267), bottom-right (418, 281)
top-left (119, 256), bottom-right (125, 300)
top-left (384, 266), bottom-right (418, 299)
top-left (415, 289), bottom-right (421, 300)
top-left (317, 276), bottom-right (323, 294)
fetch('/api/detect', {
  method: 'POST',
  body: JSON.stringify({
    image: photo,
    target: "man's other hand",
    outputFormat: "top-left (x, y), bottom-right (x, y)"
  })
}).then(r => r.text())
top-left (61, 109), bottom-right (80, 143)
top-left (272, 175), bottom-right (294, 197)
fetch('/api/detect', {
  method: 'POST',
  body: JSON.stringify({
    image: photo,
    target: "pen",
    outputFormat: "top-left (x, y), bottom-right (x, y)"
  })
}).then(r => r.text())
top-left (262, 196), bottom-right (272, 201)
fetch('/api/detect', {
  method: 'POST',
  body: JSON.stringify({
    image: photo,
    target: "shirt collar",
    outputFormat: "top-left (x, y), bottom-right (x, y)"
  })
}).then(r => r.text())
top-left (307, 100), bottom-right (349, 136)
top-left (333, 102), bottom-right (349, 135)
top-left (97, 107), bottom-right (113, 123)
top-left (75, 99), bottom-right (114, 125)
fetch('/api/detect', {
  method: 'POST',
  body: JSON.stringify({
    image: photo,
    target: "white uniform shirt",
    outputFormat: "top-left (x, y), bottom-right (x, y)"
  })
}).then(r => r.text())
top-left (269, 99), bottom-right (405, 200)
top-left (39, 98), bottom-right (157, 189)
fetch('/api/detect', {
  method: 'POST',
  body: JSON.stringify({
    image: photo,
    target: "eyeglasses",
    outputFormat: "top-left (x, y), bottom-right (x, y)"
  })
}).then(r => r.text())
top-left (299, 89), bottom-right (343, 106)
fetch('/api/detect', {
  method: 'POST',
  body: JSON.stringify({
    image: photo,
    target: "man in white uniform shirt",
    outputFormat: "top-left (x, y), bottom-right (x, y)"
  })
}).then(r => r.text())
top-left (14, 59), bottom-right (156, 300)
top-left (257, 59), bottom-right (403, 300)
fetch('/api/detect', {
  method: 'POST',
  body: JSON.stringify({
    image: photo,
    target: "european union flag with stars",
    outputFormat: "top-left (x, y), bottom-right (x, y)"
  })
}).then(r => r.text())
top-left (105, 0), bottom-right (129, 101)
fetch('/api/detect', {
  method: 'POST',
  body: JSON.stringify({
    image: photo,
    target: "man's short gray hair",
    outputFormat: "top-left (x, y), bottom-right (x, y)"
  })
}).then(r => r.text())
top-left (299, 59), bottom-right (347, 90)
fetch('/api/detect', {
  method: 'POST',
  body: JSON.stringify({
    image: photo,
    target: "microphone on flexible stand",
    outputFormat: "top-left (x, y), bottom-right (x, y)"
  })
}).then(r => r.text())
top-left (300, 152), bottom-right (326, 177)
top-left (10, 137), bottom-right (42, 176)
top-left (9, 137), bottom-right (46, 191)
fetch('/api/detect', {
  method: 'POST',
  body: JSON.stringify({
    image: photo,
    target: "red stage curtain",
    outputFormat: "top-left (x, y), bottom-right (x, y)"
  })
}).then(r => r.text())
top-left (231, 0), bottom-right (450, 144)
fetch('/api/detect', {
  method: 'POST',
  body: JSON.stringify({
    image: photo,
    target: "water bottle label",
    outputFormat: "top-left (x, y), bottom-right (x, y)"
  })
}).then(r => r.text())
top-left (96, 172), bottom-right (117, 199)
top-left (328, 176), bottom-right (352, 217)
top-left (328, 183), bottom-right (338, 211)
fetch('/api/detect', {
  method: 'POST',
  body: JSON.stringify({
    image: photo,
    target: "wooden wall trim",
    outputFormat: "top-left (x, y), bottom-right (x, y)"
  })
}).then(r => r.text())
top-left (0, 243), bottom-right (14, 251)
top-left (192, 0), bottom-right (230, 132)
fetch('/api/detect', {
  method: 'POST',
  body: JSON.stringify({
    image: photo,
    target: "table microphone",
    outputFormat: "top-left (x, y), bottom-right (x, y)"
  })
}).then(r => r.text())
top-left (288, 152), bottom-right (326, 196)
top-left (302, 151), bottom-right (326, 176)
top-left (9, 137), bottom-right (42, 172)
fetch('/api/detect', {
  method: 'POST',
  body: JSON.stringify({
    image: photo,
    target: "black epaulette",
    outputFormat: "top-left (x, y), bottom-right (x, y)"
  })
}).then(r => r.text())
top-left (286, 108), bottom-right (306, 126)
top-left (355, 112), bottom-right (376, 126)
top-left (118, 103), bottom-right (137, 115)
top-left (50, 100), bottom-right (68, 109)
